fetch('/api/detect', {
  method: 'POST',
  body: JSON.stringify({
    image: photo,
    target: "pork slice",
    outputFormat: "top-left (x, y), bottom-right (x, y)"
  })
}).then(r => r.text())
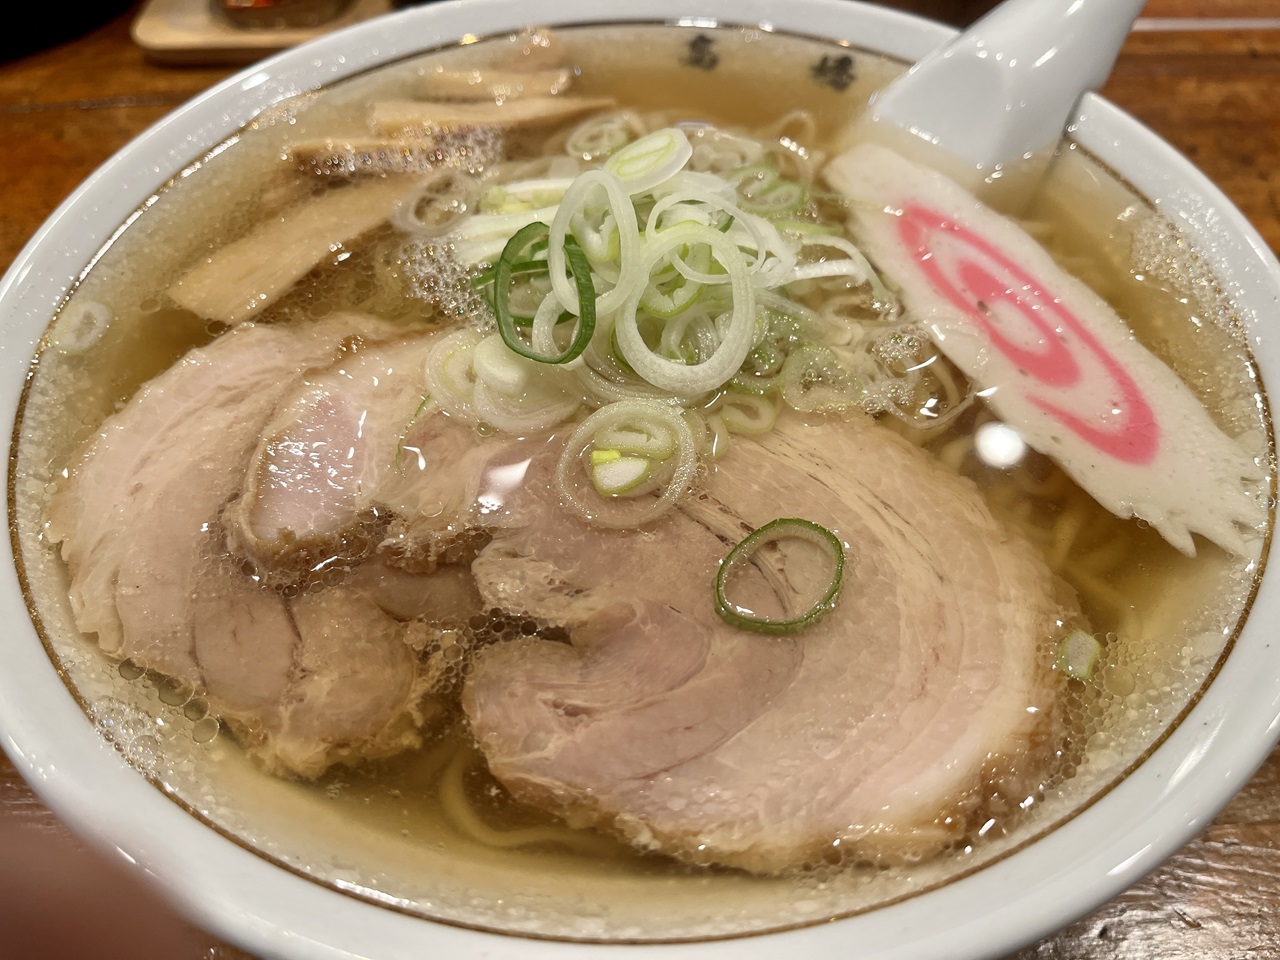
top-left (223, 326), bottom-right (541, 578)
top-left (370, 96), bottom-right (617, 135)
top-left (255, 587), bottom-right (436, 777)
top-left (462, 413), bottom-right (1072, 873)
top-left (342, 554), bottom-right (482, 624)
top-left (375, 424), bottom-right (557, 570)
top-left (46, 318), bottom-right (381, 659)
top-left (168, 176), bottom-right (422, 324)
top-left (47, 315), bottom-right (455, 777)
top-left (222, 331), bottom-right (440, 575)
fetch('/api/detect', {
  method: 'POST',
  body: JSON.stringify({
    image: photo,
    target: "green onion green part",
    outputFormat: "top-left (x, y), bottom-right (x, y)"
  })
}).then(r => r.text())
top-left (494, 223), bottom-right (596, 364)
top-left (471, 258), bottom-right (551, 290)
top-left (714, 517), bottom-right (845, 635)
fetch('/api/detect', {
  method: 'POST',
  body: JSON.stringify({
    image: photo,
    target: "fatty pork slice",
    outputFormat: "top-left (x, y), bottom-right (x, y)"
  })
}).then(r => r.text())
top-left (45, 317), bottom-right (446, 778)
top-left (463, 413), bottom-right (1072, 873)
top-left (221, 330), bottom-right (442, 575)
top-left (224, 326), bottom-right (544, 579)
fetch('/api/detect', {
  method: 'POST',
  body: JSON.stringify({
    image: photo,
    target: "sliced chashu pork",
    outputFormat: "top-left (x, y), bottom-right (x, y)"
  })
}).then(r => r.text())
top-left (223, 325), bottom-right (548, 578)
top-left (168, 176), bottom-right (422, 325)
top-left (221, 330), bottom-right (441, 575)
top-left (462, 413), bottom-right (1074, 873)
top-left (45, 316), bottom-right (468, 778)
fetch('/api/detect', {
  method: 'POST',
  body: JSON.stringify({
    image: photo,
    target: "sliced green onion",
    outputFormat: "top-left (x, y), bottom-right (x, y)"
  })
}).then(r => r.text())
top-left (604, 127), bottom-right (694, 195)
top-left (728, 163), bottom-right (809, 218)
top-left (591, 453), bottom-right (652, 495)
top-left (743, 181), bottom-right (807, 218)
top-left (451, 205), bottom-right (561, 266)
top-left (1056, 629), bottom-right (1101, 680)
top-left (565, 110), bottom-right (643, 160)
top-left (640, 272), bottom-right (704, 319)
top-left (473, 333), bottom-right (534, 396)
top-left (480, 178), bottom-right (573, 214)
top-left (435, 122), bottom-right (912, 455)
top-left (780, 344), bottom-right (862, 413)
top-left (594, 424), bottom-right (676, 459)
top-left (718, 390), bottom-right (778, 435)
top-left (494, 223), bottom-right (596, 364)
top-left (548, 169), bottom-right (643, 317)
top-left (470, 258), bottom-right (550, 290)
top-left (715, 518), bottom-right (845, 635)
top-left (422, 327), bottom-right (483, 418)
top-left (617, 222), bottom-right (756, 394)
top-left (557, 399), bottom-right (698, 528)
top-left (793, 233), bottom-right (888, 300)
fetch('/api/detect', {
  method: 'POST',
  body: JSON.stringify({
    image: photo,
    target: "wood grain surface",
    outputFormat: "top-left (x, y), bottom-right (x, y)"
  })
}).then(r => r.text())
top-left (1, 3), bottom-right (1278, 959)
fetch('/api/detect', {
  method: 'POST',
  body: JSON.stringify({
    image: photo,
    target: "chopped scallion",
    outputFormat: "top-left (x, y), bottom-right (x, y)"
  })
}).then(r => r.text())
top-left (470, 258), bottom-right (550, 290)
top-left (604, 127), bottom-right (694, 194)
top-left (1057, 629), bottom-right (1101, 680)
top-left (714, 518), bottom-right (845, 635)
top-left (591, 454), bottom-right (652, 495)
top-left (594, 424), bottom-right (676, 459)
top-left (494, 223), bottom-right (596, 364)
top-left (780, 344), bottom-right (862, 413)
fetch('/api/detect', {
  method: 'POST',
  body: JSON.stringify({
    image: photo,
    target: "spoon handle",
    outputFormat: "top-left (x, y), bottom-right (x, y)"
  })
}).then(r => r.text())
top-left (867, 0), bottom-right (1147, 171)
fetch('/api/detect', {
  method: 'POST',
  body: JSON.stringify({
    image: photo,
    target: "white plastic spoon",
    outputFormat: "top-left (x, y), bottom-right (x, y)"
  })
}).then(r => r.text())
top-left (853, 0), bottom-right (1148, 199)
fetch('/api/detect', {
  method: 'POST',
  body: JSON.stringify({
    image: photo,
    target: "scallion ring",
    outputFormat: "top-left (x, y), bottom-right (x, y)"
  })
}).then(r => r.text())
top-left (556, 399), bottom-right (698, 528)
top-left (494, 223), bottom-right (596, 364)
top-left (715, 518), bottom-right (845, 635)
top-left (1056, 629), bottom-right (1101, 680)
top-left (471, 257), bottom-right (550, 290)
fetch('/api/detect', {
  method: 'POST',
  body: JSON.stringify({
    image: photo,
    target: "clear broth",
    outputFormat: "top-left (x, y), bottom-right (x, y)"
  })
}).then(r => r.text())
top-left (10, 23), bottom-right (1272, 940)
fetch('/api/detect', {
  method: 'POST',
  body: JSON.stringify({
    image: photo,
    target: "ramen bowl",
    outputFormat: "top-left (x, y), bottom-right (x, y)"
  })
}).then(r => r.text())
top-left (1, 1), bottom-right (1278, 958)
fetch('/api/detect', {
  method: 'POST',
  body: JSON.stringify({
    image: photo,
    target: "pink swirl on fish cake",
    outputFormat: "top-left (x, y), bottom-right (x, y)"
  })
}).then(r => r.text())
top-left (898, 203), bottom-right (1159, 466)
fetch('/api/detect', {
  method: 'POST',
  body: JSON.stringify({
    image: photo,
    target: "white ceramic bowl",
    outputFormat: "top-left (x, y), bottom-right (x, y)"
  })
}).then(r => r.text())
top-left (2, 2), bottom-right (1279, 958)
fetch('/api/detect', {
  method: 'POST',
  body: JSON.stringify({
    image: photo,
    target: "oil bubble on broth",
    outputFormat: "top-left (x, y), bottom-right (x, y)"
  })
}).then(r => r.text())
top-left (9, 22), bottom-right (1272, 941)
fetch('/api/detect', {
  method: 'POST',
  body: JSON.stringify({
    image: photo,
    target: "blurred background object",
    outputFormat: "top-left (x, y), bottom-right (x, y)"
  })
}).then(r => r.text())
top-left (133, 0), bottom-right (390, 62)
top-left (216, 0), bottom-right (357, 30)
top-left (0, 0), bottom-right (135, 62)
top-left (129, 0), bottom-right (1006, 65)
top-left (0, 815), bottom-right (213, 959)
top-left (893, 0), bottom-right (1001, 22)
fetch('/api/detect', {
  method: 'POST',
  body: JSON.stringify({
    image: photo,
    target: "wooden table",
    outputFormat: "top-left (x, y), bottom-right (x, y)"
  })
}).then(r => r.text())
top-left (2, 2), bottom-right (1278, 958)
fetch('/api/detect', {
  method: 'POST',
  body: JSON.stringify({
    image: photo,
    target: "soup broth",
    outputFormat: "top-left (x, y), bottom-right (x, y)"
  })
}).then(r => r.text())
top-left (10, 23), bottom-right (1272, 940)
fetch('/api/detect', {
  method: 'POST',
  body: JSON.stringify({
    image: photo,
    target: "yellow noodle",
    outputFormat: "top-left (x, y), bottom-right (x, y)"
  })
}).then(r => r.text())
top-left (928, 357), bottom-right (968, 411)
top-left (1015, 464), bottom-right (1073, 499)
top-left (416, 732), bottom-right (465, 782)
top-left (703, 411), bottom-right (732, 459)
top-left (1047, 497), bottom-right (1090, 574)
top-left (1070, 570), bottom-right (1142, 638)
top-left (936, 434), bottom-right (973, 474)
top-left (911, 366), bottom-right (975, 433)
top-left (1074, 532), bottom-right (1132, 575)
top-left (757, 108), bottom-right (818, 146)
top-left (1076, 501), bottom-right (1132, 554)
top-left (755, 111), bottom-right (820, 185)
top-left (438, 746), bottom-right (621, 856)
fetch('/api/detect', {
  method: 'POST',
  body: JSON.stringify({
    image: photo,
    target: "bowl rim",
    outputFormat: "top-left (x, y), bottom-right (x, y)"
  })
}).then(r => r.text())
top-left (3, 1), bottom-right (1280, 958)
